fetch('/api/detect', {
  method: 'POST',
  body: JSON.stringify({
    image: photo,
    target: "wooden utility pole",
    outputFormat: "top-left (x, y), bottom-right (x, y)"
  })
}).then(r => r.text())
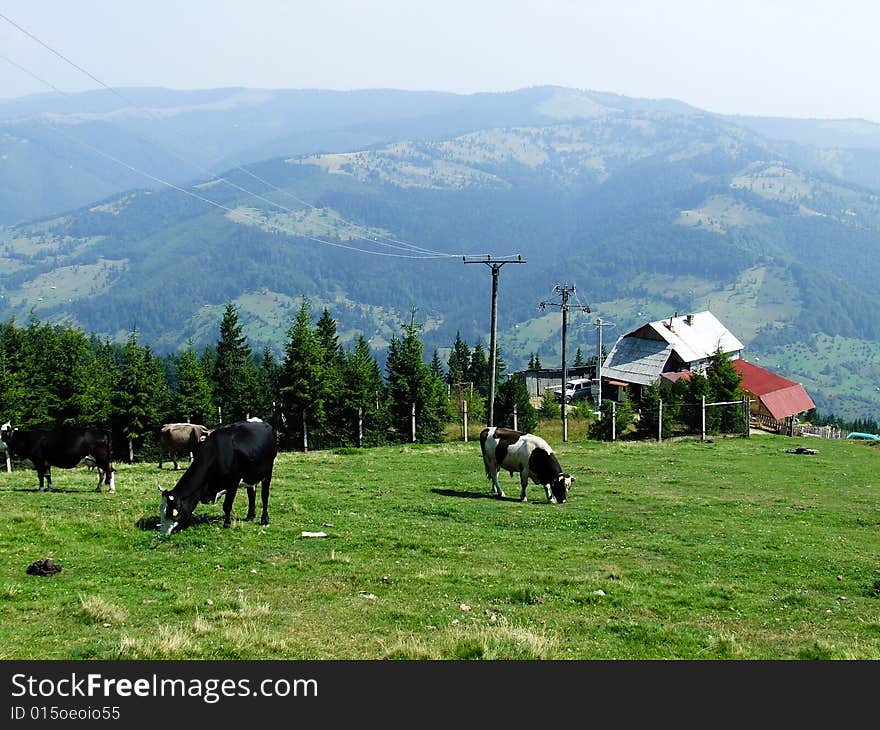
top-left (540, 284), bottom-right (590, 442)
top-left (464, 255), bottom-right (526, 427)
top-left (592, 317), bottom-right (616, 410)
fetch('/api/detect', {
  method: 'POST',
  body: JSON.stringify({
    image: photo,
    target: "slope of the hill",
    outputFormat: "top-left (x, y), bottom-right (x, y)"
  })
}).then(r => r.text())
top-left (2, 88), bottom-right (880, 419)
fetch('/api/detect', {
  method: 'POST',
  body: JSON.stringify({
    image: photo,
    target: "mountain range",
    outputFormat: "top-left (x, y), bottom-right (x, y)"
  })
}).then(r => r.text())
top-left (1, 85), bottom-right (879, 420)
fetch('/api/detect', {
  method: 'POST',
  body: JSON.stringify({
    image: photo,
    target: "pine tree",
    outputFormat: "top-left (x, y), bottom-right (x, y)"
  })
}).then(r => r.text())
top-left (574, 347), bottom-right (585, 367)
top-left (494, 374), bottom-right (537, 433)
top-left (252, 347), bottom-right (280, 424)
top-left (539, 387), bottom-right (561, 419)
top-left (495, 347), bottom-right (507, 389)
top-left (315, 308), bottom-right (345, 445)
top-left (279, 300), bottom-right (326, 450)
top-left (635, 382), bottom-right (673, 439)
top-left (686, 369), bottom-right (713, 433)
top-left (76, 337), bottom-right (118, 427)
top-left (343, 335), bottom-right (386, 446)
top-left (446, 331), bottom-right (471, 387)
top-left (113, 332), bottom-right (169, 461)
top-left (589, 395), bottom-right (635, 441)
top-left (430, 349), bottom-right (445, 381)
top-left (534, 352), bottom-right (542, 369)
top-left (0, 319), bottom-right (28, 425)
top-left (173, 341), bottom-right (215, 425)
top-left (385, 314), bottom-right (446, 443)
top-left (708, 348), bottom-right (744, 433)
top-left (213, 303), bottom-right (257, 423)
top-left (469, 342), bottom-right (490, 396)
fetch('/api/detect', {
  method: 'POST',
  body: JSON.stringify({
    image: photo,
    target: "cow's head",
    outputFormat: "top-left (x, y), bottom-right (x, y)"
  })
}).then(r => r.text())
top-left (0, 421), bottom-right (12, 444)
top-left (551, 473), bottom-right (575, 504)
top-left (157, 484), bottom-right (182, 535)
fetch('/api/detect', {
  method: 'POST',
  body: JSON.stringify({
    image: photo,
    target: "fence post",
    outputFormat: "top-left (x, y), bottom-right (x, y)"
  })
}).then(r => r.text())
top-left (701, 396), bottom-right (706, 441)
top-left (411, 403), bottom-right (416, 443)
top-left (462, 400), bottom-right (468, 442)
top-left (303, 413), bottom-right (308, 452)
top-left (745, 398), bottom-right (751, 437)
top-left (611, 401), bottom-right (616, 441)
top-left (357, 407), bottom-right (363, 448)
top-left (513, 403), bottom-right (518, 431)
top-left (658, 398), bottom-right (663, 442)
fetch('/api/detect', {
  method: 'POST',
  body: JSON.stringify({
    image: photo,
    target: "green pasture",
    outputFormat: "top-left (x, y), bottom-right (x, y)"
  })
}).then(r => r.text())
top-left (1, 433), bottom-right (878, 660)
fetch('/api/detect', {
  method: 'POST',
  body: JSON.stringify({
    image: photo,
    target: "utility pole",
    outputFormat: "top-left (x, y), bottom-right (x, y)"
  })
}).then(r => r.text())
top-left (539, 284), bottom-right (590, 442)
top-left (464, 254), bottom-right (526, 426)
top-left (592, 317), bottom-right (616, 410)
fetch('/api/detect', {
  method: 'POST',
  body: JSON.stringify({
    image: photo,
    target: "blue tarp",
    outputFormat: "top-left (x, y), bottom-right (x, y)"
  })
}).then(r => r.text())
top-left (846, 432), bottom-right (879, 440)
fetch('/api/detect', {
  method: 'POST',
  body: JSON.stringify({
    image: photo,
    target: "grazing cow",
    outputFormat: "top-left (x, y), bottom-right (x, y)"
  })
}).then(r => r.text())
top-left (158, 423), bottom-right (211, 470)
top-left (479, 426), bottom-right (574, 503)
top-left (0, 421), bottom-right (115, 493)
top-left (157, 419), bottom-right (276, 534)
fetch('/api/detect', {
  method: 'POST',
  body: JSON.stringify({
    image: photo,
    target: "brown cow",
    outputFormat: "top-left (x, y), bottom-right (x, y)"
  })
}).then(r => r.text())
top-left (159, 423), bottom-right (211, 470)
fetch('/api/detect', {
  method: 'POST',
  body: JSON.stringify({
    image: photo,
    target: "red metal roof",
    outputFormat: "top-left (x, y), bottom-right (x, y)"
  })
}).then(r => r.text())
top-left (733, 360), bottom-right (815, 420)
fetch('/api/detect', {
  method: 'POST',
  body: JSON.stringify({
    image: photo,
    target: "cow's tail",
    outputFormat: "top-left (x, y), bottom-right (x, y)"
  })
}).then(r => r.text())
top-left (479, 428), bottom-right (493, 480)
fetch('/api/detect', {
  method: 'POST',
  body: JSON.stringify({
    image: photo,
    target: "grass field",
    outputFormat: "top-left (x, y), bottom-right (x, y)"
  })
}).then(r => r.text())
top-left (1, 432), bottom-right (878, 660)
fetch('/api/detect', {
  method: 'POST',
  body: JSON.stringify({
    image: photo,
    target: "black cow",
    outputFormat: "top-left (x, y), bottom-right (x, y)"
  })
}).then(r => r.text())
top-left (1, 421), bottom-right (115, 493)
top-left (479, 426), bottom-right (574, 503)
top-left (157, 419), bottom-right (276, 534)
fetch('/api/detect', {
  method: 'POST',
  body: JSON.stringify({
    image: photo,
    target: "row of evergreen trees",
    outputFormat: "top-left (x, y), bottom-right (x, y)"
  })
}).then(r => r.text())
top-left (8, 304), bottom-right (858, 458)
top-left (0, 304), bottom-right (536, 459)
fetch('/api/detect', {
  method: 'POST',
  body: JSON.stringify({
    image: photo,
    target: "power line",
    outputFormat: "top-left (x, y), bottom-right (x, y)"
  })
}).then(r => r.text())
top-left (539, 283), bottom-right (590, 442)
top-left (5, 102), bottom-right (452, 259)
top-left (1, 51), bottom-right (454, 259)
top-left (0, 13), bottom-right (484, 259)
top-left (463, 255), bottom-right (526, 427)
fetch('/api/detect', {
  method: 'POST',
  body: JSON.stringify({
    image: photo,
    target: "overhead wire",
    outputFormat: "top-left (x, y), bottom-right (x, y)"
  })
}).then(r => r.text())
top-left (0, 58), bottom-right (449, 259)
top-left (0, 12), bottom-right (509, 259)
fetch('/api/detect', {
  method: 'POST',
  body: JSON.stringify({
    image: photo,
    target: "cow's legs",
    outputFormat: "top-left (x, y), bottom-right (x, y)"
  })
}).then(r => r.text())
top-left (221, 483), bottom-right (240, 528)
top-left (95, 460), bottom-right (115, 493)
top-left (36, 464), bottom-right (49, 491)
top-left (259, 477), bottom-right (270, 526)
top-left (543, 484), bottom-right (557, 504)
top-left (244, 482), bottom-right (257, 521)
top-left (519, 470), bottom-right (529, 502)
top-left (489, 468), bottom-right (505, 497)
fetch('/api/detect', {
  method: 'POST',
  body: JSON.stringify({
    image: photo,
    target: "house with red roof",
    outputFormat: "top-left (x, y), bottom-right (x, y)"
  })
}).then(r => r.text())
top-left (731, 359), bottom-right (815, 431)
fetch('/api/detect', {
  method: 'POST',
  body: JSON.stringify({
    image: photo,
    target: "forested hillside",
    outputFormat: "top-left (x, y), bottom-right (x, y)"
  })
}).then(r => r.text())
top-left (2, 87), bottom-right (880, 420)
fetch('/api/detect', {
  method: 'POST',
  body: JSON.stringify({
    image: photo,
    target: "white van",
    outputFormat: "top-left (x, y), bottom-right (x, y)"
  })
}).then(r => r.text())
top-left (550, 377), bottom-right (593, 404)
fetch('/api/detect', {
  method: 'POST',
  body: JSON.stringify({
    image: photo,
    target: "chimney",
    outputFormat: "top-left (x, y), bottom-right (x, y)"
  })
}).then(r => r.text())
top-left (686, 314), bottom-right (694, 326)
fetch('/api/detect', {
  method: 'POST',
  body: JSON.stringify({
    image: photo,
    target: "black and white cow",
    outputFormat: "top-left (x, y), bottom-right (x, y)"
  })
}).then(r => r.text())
top-left (479, 426), bottom-right (574, 503)
top-left (0, 421), bottom-right (115, 492)
top-left (157, 419), bottom-right (277, 534)
top-left (158, 422), bottom-right (211, 470)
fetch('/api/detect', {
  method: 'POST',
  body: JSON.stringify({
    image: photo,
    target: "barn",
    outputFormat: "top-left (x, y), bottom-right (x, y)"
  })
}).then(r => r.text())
top-left (521, 365), bottom-right (595, 401)
top-left (731, 359), bottom-right (816, 433)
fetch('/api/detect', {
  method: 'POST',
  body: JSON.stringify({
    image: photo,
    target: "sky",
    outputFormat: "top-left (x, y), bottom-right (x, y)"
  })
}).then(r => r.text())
top-left (1, 0), bottom-right (879, 123)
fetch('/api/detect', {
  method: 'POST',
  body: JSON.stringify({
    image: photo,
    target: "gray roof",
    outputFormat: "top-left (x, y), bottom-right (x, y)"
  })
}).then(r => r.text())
top-left (601, 310), bottom-right (744, 387)
top-left (602, 337), bottom-right (674, 386)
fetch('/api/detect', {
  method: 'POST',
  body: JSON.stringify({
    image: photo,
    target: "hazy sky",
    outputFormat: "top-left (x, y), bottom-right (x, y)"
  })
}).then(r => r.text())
top-left (2, 0), bottom-right (878, 122)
